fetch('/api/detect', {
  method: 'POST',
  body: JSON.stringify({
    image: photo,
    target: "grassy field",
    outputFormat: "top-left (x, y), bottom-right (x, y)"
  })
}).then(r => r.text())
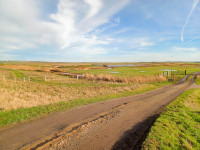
top-left (142, 89), bottom-right (200, 149)
top-left (0, 62), bottom-right (200, 127)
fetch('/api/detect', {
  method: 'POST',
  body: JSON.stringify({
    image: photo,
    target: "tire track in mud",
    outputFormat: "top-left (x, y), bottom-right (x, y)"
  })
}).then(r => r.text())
top-left (28, 107), bottom-right (123, 149)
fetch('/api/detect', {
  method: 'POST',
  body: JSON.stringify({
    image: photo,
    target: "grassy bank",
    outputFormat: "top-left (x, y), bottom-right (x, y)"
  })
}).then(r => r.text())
top-left (196, 75), bottom-right (200, 85)
top-left (0, 83), bottom-right (160, 127)
top-left (142, 89), bottom-right (200, 149)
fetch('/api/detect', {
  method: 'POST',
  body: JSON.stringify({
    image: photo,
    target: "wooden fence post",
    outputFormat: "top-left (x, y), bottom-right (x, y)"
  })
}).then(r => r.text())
top-left (28, 76), bottom-right (30, 82)
top-left (3, 76), bottom-right (6, 82)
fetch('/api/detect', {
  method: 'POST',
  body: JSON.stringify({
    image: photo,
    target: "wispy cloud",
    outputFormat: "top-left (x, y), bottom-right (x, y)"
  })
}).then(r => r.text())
top-left (50, 0), bottom-right (130, 49)
top-left (0, 0), bottom-right (130, 53)
top-left (84, 0), bottom-right (103, 18)
top-left (181, 0), bottom-right (199, 42)
top-left (128, 38), bottom-right (155, 49)
top-left (0, 0), bottom-right (41, 51)
top-left (172, 46), bottom-right (198, 51)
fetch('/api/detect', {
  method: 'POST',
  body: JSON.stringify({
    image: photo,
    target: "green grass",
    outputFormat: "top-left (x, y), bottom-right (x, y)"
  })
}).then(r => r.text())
top-left (0, 84), bottom-right (160, 127)
top-left (142, 89), bottom-right (200, 150)
top-left (11, 70), bottom-right (27, 78)
top-left (0, 67), bottom-right (27, 79)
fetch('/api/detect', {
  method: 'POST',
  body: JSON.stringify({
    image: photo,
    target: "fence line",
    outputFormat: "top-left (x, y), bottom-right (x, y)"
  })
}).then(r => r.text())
top-left (0, 75), bottom-right (70, 83)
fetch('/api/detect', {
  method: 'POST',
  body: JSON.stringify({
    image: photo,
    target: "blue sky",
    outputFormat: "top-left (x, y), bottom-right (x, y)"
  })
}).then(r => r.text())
top-left (0, 0), bottom-right (200, 62)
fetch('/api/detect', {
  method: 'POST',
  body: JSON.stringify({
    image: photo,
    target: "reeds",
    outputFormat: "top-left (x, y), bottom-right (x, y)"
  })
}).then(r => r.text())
top-left (83, 74), bottom-right (166, 83)
top-left (0, 79), bottom-right (151, 110)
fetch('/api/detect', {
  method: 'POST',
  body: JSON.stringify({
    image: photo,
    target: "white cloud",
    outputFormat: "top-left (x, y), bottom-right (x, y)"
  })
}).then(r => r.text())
top-left (139, 41), bottom-right (154, 47)
top-left (50, 0), bottom-right (130, 49)
top-left (84, 0), bottom-right (103, 18)
top-left (181, 0), bottom-right (200, 42)
top-left (130, 38), bottom-right (155, 49)
top-left (0, 0), bottom-right (41, 50)
top-left (172, 47), bottom-right (198, 51)
top-left (0, 0), bottom-right (131, 55)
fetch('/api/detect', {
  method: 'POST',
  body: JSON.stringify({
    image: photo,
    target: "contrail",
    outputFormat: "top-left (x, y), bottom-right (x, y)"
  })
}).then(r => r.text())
top-left (181, 0), bottom-right (199, 42)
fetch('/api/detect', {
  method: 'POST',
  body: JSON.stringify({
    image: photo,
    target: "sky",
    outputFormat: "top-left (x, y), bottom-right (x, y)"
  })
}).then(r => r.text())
top-left (0, 0), bottom-right (200, 62)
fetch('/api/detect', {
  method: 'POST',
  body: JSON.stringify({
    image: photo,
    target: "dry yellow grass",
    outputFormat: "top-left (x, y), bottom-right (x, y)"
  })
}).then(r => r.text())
top-left (0, 65), bottom-right (63, 72)
top-left (184, 89), bottom-right (200, 111)
top-left (0, 62), bottom-right (93, 72)
top-left (83, 74), bottom-right (166, 83)
top-left (0, 79), bottom-right (153, 110)
top-left (0, 68), bottom-right (14, 78)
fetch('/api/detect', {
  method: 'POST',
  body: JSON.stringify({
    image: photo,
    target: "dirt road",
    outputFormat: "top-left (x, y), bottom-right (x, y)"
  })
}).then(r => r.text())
top-left (0, 73), bottom-right (199, 150)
